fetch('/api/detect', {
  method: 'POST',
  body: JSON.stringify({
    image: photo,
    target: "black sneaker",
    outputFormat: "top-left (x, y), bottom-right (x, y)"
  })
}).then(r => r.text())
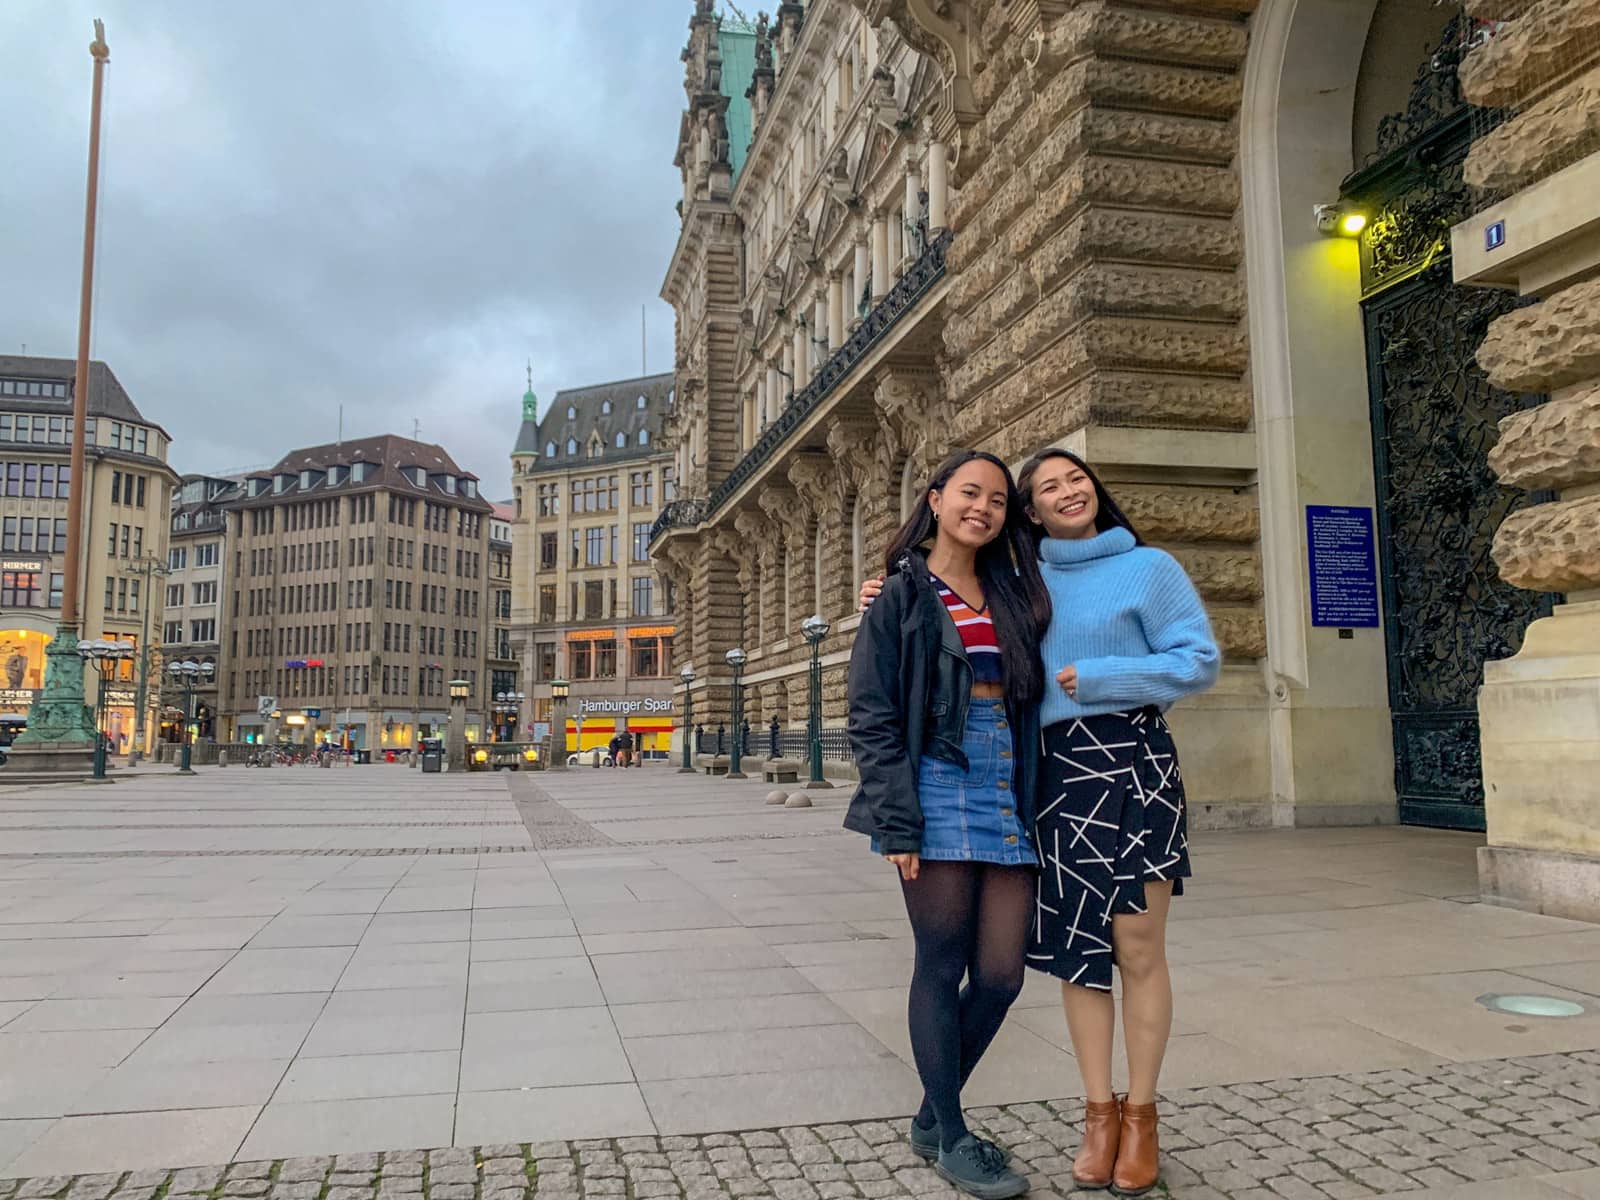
top-left (935, 1134), bottom-right (1029, 1199)
top-left (910, 1120), bottom-right (1012, 1166)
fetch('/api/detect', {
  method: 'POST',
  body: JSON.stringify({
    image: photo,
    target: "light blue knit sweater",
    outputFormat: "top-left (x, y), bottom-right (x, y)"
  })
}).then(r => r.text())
top-left (1037, 527), bottom-right (1220, 727)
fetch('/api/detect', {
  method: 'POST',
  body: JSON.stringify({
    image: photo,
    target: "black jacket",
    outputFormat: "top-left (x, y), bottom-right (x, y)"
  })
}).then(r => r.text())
top-left (844, 550), bottom-right (1042, 855)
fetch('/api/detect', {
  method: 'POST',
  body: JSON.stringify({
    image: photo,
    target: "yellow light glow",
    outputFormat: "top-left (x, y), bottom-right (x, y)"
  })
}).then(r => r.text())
top-left (1340, 212), bottom-right (1368, 236)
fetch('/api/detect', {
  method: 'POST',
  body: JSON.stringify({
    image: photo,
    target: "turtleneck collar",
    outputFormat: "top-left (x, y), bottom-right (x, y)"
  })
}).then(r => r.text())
top-left (1040, 526), bottom-right (1137, 565)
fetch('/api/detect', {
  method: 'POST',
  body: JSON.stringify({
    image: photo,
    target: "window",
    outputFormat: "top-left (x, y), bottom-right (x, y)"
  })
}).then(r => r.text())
top-left (163, 621), bottom-right (182, 643)
top-left (545, 441), bottom-right (556, 458)
top-left (639, 429), bottom-right (650, 446)
top-left (539, 532), bottom-right (557, 570)
top-left (630, 472), bottom-right (652, 507)
top-left (191, 619), bottom-right (216, 643)
top-left (595, 639), bottom-right (617, 679)
top-left (570, 640), bottom-right (592, 680)
top-left (0, 570), bottom-right (42, 608)
top-left (567, 438), bottom-right (577, 455)
top-left (601, 400), bottom-right (612, 414)
top-left (631, 636), bottom-right (662, 678)
top-left (189, 580), bottom-right (216, 605)
top-left (583, 580), bottom-right (604, 619)
top-left (169, 547), bottom-right (188, 570)
top-left (567, 405), bottom-right (577, 419)
top-left (585, 527), bottom-right (604, 566)
top-left (616, 432), bottom-right (626, 448)
top-left (637, 394), bottom-right (647, 409)
top-left (632, 522), bottom-right (651, 562)
top-left (662, 465), bottom-right (677, 502)
top-left (534, 642), bottom-right (557, 681)
top-left (196, 542), bottom-right (219, 567)
top-left (538, 584), bottom-right (556, 624)
top-left (166, 583), bottom-right (182, 607)
top-left (631, 575), bottom-right (653, 617)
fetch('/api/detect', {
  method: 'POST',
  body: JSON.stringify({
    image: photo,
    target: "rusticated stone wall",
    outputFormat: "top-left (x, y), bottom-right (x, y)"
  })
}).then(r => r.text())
top-left (858, 0), bottom-right (1262, 662)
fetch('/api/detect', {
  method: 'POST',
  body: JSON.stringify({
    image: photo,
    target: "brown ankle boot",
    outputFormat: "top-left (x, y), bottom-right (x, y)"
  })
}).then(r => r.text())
top-left (1111, 1100), bottom-right (1159, 1195)
top-left (1071, 1098), bottom-right (1122, 1189)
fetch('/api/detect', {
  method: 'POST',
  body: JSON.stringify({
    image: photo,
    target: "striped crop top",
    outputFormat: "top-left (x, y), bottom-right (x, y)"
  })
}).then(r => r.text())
top-left (931, 574), bottom-right (1002, 683)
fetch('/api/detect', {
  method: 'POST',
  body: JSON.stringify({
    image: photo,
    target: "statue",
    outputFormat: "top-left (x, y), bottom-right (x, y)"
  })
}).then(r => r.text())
top-left (755, 13), bottom-right (774, 71)
top-left (4, 647), bottom-right (25, 691)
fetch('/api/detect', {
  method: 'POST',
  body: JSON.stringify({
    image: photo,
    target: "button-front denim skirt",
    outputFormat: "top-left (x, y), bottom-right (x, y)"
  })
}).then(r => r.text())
top-left (875, 700), bottom-right (1037, 867)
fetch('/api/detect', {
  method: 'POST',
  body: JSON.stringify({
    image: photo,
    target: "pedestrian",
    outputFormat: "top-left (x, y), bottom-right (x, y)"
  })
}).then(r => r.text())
top-left (846, 450), bottom-right (1050, 1200)
top-left (861, 449), bottom-right (1219, 1195)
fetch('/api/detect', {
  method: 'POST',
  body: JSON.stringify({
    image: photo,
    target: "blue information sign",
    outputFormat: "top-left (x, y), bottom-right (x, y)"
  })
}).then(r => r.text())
top-left (1306, 505), bottom-right (1380, 628)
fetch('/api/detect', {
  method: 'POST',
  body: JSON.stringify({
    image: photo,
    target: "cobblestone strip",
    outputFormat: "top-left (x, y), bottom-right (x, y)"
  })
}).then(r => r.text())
top-left (1, 1052), bottom-right (1597, 1200)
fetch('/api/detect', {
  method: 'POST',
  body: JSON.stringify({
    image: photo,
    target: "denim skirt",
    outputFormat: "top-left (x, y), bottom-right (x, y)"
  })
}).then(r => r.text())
top-left (874, 700), bottom-right (1037, 867)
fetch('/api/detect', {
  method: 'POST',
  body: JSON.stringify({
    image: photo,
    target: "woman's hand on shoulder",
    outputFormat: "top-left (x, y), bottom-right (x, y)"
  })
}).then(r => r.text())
top-left (858, 575), bottom-right (886, 612)
top-left (885, 852), bottom-right (920, 881)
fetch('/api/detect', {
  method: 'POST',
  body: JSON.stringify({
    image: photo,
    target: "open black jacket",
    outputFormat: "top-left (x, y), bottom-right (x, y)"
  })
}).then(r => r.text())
top-left (844, 549), bottom-right (1042, 855)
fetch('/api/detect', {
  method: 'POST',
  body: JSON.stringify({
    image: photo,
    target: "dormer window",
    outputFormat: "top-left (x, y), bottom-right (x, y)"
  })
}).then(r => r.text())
top-left (328, 465), bottom-right (347, 486)
top-left (567, 405), bottom-right (576, 419)
top-left (601, 400), bottom-right (612, 415)
top-left (442, 475), bottom-right (458, 495)
top-left (566, 438), bottom-right (578, 455)
top-left (463, 480), bottom-right (477, 498)
top-left (639, 429), bottom-right (651, 446)
top-left (637, 394), bottom-right (648, 409)
top-left (300, 470), bottom-right (315, 489)
top-left (615, 432), bottom-right (626, 448)
top-left (273, 474), bottom-right (291, 494)
top-left (545, 441), bottom-right (556, 458)
top-left (410, 466), bottom-right (427, 487)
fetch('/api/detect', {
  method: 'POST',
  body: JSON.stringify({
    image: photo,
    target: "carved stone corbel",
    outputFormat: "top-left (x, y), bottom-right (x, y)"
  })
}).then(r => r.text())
top-left (826, 416), bottom-right (884, 494)
top-left (855, 0), bottom-right (983, 165)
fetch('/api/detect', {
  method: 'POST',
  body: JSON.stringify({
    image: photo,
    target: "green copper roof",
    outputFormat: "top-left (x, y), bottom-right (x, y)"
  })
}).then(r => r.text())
top-left (522, 388), bottom-right (538, 422)
top-left (718, 24), bottom-right (755, 182)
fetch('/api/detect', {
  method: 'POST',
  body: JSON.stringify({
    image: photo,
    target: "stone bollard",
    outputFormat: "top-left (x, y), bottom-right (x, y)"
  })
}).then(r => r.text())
top-left (766, 789), bottom-right (788, 806)
top-left (785, 792), bottom-right (813, 808)
top-left (219, 751), bottom-right (228, 768)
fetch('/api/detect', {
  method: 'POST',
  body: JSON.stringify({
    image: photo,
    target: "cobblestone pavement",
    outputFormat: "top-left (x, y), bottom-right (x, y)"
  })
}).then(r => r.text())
top-left (3, 1052), bottom-right (1598, 1200)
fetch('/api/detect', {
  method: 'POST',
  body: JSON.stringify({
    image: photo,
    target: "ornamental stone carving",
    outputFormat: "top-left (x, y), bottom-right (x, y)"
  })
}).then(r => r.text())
top-left (1491, 492), bottom-right (1600, 593)
top-left (826, 416), bottom-right (885, 493)
top-left (1488, 382), bottom-right (1600, 491)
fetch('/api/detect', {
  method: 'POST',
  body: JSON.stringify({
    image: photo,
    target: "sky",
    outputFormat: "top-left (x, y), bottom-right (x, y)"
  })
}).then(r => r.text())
top-left (2, 1), bottom-right (695, 500)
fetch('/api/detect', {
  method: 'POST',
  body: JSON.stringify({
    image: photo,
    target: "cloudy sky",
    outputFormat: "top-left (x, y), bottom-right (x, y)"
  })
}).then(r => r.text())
top-left (3, 1), bottom-right (695, 499)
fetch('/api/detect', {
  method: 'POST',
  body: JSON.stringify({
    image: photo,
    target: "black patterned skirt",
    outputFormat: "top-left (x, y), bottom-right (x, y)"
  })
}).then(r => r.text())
top-left (1025, 708), bottom-right (1190, 991)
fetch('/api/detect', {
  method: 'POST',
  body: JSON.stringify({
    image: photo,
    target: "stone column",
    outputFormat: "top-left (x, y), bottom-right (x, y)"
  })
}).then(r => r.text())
top-left (853, 230), bottom-right (870, 325)
top-left (903, 151), bottom-right (921, 270)
top-left (1452, 9), bottom-right (1600, 921)
top-left (781, 337), bottom-right (795, 399)
top-left (813, 294), bottom-right (830, 363)
top-left (871, 214), bottom-right (890, 303)
top-left (928, 140), bottom-right (948, 232)
top-left (792, 319), bottom-right (809, 388)
top-left (766, 362), bottom-right (781, 423)
top-left (828, 274), bottom-right (845, 348)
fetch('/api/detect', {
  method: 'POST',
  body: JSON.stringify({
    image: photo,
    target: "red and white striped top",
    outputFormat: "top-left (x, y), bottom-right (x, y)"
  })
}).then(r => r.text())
top-left (931, 574), bottom-right (1002, 683)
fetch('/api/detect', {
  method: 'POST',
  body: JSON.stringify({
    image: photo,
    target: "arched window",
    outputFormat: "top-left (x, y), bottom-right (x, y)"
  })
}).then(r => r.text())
top-left (545, 442), bottom-right (556, 458)
top-left (637, 394), bottom-right (648, 409)
top-left (639, 429), bottom-right (650, 446)
top-left (567, 405), bottom-right (576, 419)
top-left (601, 400), bottom-right (612, 415)
top-left (566, 438), bottom-right (578, 455)
top-left (616, 432), bottom-right (626, 448)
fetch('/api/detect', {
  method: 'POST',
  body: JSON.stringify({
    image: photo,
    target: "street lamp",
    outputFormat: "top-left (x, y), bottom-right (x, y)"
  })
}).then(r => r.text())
top-left (124, 556), bottom-right (168, 762)
top-left (725, 647), bottom-right (748, 780)
top-left (447, 679), bottom-right (470, 771)
top-left (801, 614), bottom-right (834, 789)
top-left (549, 678), bottom-right (569, 772)
top-left (77, 639), bottom-right (132, 781)
top-left (677, 664), bottom-right (697, 774)
top-left (494, 691), bottom-right (525, 742)
top-left (167, 658), bottom-right (213, 775)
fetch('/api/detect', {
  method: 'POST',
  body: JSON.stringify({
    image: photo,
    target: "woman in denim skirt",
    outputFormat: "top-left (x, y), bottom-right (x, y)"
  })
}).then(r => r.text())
top-left (845, 451), bottom-right (1050, 1200)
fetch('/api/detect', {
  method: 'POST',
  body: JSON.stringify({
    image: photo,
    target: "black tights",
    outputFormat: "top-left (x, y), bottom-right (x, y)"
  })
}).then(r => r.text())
top-left (901, 860), bottom-right (1034, 1150)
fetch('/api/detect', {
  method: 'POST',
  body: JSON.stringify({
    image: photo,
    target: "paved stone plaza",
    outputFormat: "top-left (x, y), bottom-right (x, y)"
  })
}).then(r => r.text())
top-left (2, 765), bottom-right (1599, 1198)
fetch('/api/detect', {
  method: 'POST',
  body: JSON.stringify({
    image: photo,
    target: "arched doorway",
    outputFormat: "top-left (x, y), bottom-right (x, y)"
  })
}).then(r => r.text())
top-left (1339, 12), bottom-right (1555, 829)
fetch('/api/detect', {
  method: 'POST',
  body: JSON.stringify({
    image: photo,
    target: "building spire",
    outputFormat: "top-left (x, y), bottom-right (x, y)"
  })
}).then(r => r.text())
top-left (522, 362), bottom-right (539, 422)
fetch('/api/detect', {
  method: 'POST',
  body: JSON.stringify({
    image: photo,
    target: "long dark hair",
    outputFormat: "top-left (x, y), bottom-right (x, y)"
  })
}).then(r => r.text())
top-left (1016, 448), bottom-right (1144, 545)
top-left (884, 450), bottom-right (1052, 708)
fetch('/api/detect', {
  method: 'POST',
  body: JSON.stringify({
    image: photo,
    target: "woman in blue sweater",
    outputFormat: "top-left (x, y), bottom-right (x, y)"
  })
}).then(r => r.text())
top-left (861, 448), bottom-right (1217, 1195)
top-left (1017, 449), bottom-right (1217, 1194)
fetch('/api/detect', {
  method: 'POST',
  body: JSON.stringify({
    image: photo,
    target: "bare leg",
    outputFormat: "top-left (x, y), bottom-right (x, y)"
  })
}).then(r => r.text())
top-left (1060, 981), bottom-right (1116, 1103)
top-left (1112, 881), bottom-right (1174, 1106)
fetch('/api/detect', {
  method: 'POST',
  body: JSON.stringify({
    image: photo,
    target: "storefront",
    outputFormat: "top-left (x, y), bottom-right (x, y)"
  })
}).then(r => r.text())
top-left (0, 627), bottom-right (49, 717)
top-left (571, 695), bottom-right (675, 757)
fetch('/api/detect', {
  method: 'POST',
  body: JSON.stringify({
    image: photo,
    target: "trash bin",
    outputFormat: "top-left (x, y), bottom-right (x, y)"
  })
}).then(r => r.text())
top-left (355, 749), bottom-right (371, 765)
top-left (419, 737), bottom-right (444, 774)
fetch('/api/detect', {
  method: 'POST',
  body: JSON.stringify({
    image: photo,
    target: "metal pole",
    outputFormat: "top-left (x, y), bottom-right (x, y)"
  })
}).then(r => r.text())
top-left (728, 668), bottom-right (746, 779)
top-left (132, 561), bottom-right (155, 761)
top-left (808, 641), bottom-right (823, 786)
top-left (679, 688), bottom-right (694, 773)
top-left (91, 667), bottom-right (107, 780)
top-left (177, 677), bottom-right (194, 774)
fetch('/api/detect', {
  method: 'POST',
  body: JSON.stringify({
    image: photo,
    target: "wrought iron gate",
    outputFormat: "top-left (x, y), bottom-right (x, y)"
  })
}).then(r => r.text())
top-left (1342, 15), bottom-right (1553, 830)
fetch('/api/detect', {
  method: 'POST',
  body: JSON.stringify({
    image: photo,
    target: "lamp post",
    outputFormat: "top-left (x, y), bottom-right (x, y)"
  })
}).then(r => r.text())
top-left (725, 648), bottom-right (748, 780)
top-left (78, 639), bottom-right (132, 781)
top-left (677, 665), bottom-right (697, 773)
top-left (124, 556), bottom-right (168, 762)
top-left (447, 679), bottom-right (469, 771)
top-left (494, 691), bottom-right (525, 742)
top-left (549, 679), bottom-right (569, 771)
top-left (801, 614), bottom-right (833, 789)
top-left (167, 658), bottom-right (212, 775)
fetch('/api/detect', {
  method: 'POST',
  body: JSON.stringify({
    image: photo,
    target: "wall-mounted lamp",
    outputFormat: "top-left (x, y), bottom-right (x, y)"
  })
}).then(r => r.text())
top-left (1314, 203), bottom-right (1368, 238)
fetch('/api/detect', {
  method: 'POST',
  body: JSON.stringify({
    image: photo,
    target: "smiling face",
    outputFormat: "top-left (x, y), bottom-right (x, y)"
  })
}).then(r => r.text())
top-left (1027, 454), bottom-right (1100, 540)
top-left (929, 458), bottom-right (1009, 550)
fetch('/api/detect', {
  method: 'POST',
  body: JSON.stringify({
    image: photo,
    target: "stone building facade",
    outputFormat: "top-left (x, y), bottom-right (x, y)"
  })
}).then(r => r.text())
top-left (161, 473), bottom-right (237, 744)
top-left (221, 436), bottom-right (494, 752)
top-left (0, 356), bottom-right (176, 754)
top-left (509, 374), bottom-right (679, 756)
top-left (655, 0), bottom-right (1600, 845)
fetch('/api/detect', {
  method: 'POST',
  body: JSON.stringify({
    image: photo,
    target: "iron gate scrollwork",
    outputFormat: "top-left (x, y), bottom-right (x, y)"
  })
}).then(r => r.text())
top-left (1343, 13), bottom-right (1554, 830)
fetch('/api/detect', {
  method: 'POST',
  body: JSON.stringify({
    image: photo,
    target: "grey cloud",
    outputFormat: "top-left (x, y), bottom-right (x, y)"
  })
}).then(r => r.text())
top-left (2, 0), bottom-right (694, 494)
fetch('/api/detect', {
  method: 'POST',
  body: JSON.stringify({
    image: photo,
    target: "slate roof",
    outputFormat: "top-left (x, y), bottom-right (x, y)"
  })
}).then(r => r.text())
top-left (228, 434), bottom-right (492, 511)
top-left (513, 372), bottom-right (675, 475)
top-left (0, 355), bottom-right (160, 429)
